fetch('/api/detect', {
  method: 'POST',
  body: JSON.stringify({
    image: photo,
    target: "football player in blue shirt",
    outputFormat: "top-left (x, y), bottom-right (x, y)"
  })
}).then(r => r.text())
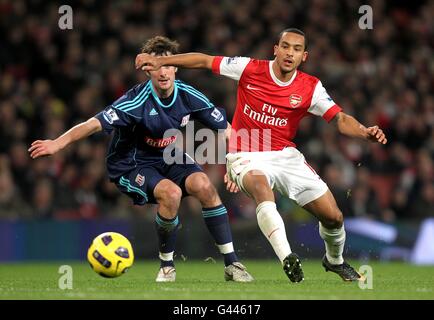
top-left (29, 36), bottom-right (253, 283)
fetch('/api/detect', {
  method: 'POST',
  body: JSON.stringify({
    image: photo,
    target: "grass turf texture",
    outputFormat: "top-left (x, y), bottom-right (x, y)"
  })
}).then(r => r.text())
top-left (0, 260), bottom-right (433, 299)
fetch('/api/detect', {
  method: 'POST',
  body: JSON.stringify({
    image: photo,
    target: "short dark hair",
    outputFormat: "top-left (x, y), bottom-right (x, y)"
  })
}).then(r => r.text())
top-left (141, 36), bottom-right (180, 55)
top-left (277, 28), bottom-right (307, 50)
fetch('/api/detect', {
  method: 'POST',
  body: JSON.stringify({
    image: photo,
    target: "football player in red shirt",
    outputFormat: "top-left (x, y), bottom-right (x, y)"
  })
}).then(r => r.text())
top-left (136, 29), bottom-right (387, 282)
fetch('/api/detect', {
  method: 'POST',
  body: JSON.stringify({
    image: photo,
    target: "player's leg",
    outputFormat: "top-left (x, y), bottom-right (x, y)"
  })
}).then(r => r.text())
top-left (242, 170), bottom-right (303, 282)
top-left (242, 170), bottom-right (292, 261)
top-left (153, 179), bottom-right (182, 282)
top-left (185, 172), bottom-right (237, 266)
top-left (184, 171), bottom-right (253, 282)
top-left (115, 168), bottom-right (179, 282)
top-left (303, 189), bottom-right (363, 281)
top-left (303, 190), bottom-right (345, 265)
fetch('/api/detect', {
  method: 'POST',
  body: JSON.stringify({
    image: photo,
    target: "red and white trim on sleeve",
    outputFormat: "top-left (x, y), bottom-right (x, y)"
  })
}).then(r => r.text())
top-left (308, 80), bottom-right (342, 121)
top-left (322, 105), bottom-right (342, 122)
top-left (212, 56), bottom-right (224, 74)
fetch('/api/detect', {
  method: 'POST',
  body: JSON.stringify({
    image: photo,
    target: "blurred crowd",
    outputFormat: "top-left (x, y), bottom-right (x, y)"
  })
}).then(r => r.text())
top-left (0, 0), bottom-right (432, 222)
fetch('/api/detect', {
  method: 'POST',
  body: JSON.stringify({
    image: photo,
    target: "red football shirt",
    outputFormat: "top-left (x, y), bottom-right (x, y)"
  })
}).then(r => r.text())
top-left (212, 56), bottom-right (342, 152)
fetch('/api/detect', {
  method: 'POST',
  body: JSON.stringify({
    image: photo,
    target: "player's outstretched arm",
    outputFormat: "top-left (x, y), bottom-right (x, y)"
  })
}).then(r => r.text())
top-left (333, 112), bottom-right (387, 144)
top-left (28, 117), bottom-right (102, 159)
top-left (135, 53), bottom-right (214, 71)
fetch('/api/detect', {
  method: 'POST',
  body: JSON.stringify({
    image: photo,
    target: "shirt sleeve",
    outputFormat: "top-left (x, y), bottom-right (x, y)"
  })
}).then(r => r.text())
top-left (211, 56), bottom-right (251, 81)
top-left (191, 106), bottom-right (228, 131)
top-left (94, 107), bottom-right (141, 134)
top-left (93, 84), bottom-right (146, 134)
top-left (178, 81), bottom-right (227, 130)
top-left (308, 80), bottom-right (342, 122)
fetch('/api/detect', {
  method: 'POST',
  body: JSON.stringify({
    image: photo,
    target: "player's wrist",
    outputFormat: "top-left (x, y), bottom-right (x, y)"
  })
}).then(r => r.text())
top-left (55, 136), bottom-right (69, 150)
top-left (358, 124), bottom-right (369, 139)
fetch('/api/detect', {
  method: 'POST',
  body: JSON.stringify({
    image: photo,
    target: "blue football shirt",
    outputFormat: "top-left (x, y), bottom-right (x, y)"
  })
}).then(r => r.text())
top-left (94, 79), bottom-right (227, 180)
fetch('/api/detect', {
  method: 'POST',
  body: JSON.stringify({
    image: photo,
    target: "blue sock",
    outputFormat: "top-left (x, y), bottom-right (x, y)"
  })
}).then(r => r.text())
top-left (155, 212), bottom-right (179, 268)
top-left (202, 204), bottom-right (238, 266)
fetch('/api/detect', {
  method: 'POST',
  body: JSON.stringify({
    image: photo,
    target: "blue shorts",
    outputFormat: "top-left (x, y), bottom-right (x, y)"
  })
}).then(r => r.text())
top-left (113, 154), bottom-right (202, 205)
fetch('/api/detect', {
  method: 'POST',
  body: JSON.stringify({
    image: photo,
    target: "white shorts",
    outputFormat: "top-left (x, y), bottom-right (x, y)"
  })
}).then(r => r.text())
top-left (226, 147), bottom-right (329, 207)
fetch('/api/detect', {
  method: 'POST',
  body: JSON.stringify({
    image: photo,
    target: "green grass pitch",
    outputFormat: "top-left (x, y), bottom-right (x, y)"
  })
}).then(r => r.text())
top-left (0, 260), bottom-right (433, 299)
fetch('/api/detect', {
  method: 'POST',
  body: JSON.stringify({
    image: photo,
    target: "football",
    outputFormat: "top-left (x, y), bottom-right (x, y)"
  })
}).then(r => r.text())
top-left (87, 232), bottom-right (134, 278)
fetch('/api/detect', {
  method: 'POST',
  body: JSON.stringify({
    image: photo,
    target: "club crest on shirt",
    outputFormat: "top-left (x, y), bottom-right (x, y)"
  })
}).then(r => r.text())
top-left (289, 94), bottom-right (302, 108)
top-left (103, 108), bottom-right (119, 124)
top-left (211, 108), bottom-right (224, 122)
top-left (180, 114), bottom-right (190, 127)
top-left (135, 174), bottom-right (145, 187)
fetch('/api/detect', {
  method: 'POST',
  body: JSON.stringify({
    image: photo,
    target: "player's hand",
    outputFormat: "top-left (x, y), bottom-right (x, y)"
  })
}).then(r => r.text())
top-left (135, 53), bottom-right (161, 71)
top-left (224, 173), bottom-right (239, 193)
top-left (224, 125), bottom-right (232, 142)
top-left (28, 140), bottom-right (60, 159)
top-left (365, 125), bottom-right (387, 144)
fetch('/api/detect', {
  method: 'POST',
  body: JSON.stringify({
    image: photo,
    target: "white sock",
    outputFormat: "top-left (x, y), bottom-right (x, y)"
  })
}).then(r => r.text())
top-left (319, 222), bottom-right (345, 265)
top-left (256, 201), bottom-right (291, 263)
top-left (217, 242), bottom-right (234, 254)
top-left (159, 251), bottom-right (174, 261)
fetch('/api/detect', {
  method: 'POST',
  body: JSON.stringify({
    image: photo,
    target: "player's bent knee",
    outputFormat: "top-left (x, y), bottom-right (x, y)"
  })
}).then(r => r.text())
top-left (242, 170), bottom-right (272, 199)
top-left (186, 174), bottom-right (213, 194)
top-left (322, 209), bottom-right (344, 229)
top-left (196, 180), bottom-right (218, 202)
top-left (156, 185), bottom-right (182, 207)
